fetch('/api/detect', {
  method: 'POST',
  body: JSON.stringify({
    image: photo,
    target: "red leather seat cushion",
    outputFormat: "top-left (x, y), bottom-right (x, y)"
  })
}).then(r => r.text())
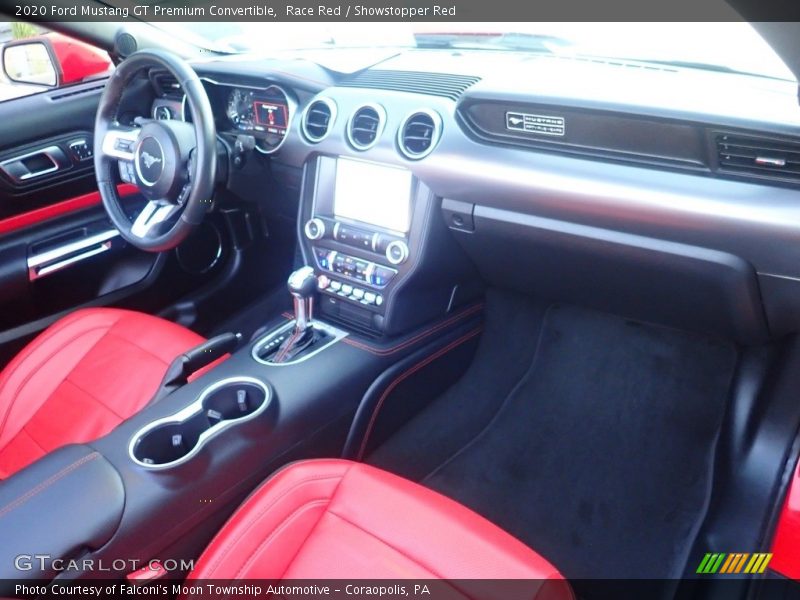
top-left (0, 308), bottom-right (207, 478)
top-left (189, 459), bottom-right (572, 599)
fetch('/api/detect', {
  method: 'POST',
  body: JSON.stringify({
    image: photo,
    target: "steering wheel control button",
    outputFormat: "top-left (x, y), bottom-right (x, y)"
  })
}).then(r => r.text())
top-left (304, 218), bottom-right (326, 240)
top-left (115, 139), bottom-right (135, 153)
top-left (118, 161), bottom-right (135, 183)
top-left (385, 240), bottom-right (410, 265)
top-left (135, 136), bottom-right (165, 187)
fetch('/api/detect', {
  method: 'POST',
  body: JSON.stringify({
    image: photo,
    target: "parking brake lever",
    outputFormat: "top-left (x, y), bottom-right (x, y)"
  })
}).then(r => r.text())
top-left (151, 331), bottom-right (242, 404)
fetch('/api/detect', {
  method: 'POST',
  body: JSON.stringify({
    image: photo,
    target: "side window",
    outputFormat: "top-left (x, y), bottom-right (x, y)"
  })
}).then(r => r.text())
top-left (0, 22), bottom-right (113, 102)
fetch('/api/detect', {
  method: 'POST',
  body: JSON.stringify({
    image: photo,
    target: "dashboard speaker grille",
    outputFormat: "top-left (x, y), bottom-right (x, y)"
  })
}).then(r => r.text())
top-left (716, 133), bottom-right (800, 183)
top-left (340, 70), bottom-right (480, 101)
top-left (303, 99), bottom-right (334, 142)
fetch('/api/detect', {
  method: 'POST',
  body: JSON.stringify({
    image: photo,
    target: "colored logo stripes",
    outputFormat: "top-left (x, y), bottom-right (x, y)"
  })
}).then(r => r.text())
top-left (696, 553), bottom-right (773, 575)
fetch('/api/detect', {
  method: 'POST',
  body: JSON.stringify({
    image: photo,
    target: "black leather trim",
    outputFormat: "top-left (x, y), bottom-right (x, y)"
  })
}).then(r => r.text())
top-left (0, 444), bottom-right (124, 586)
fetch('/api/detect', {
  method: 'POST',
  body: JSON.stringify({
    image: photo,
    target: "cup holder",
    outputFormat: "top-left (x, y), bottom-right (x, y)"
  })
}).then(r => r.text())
top-left (129, 377), bottom-right (270, 470)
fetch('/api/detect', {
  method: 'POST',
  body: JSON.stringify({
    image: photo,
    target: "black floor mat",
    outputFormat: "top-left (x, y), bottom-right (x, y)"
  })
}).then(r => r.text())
top-left (369, 291), bottom-right (738, 581)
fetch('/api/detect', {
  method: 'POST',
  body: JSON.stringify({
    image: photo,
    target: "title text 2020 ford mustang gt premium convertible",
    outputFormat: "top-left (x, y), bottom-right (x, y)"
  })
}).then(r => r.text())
top-left (2, 15), bottom-right (800, 600)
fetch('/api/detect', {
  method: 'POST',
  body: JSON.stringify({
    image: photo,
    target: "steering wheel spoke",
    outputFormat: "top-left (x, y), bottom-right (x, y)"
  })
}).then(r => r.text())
top-left (101, 125), bottom-right (140, 161)
top-left (131, 200), bottom-right (180, 239)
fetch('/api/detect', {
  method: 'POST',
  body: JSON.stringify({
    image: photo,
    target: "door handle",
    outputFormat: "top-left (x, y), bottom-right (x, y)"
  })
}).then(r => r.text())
top-left (27, 229), bottom-right (119, 281)
top-left (0, 146), bottom-right (68, 183)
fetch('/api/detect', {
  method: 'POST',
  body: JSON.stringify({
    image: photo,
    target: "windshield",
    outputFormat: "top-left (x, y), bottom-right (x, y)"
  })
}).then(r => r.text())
top-left (158, 21), bottom-right (795, 82)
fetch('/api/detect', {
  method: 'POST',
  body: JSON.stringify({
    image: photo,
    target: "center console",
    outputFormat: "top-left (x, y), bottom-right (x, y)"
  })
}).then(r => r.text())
top-left (0, 151), bottom-right (484, 591)
top-left (299, 155), bottom-right (478, 336)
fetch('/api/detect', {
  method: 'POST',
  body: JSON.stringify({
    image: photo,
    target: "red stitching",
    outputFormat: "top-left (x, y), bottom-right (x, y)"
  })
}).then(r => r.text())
top-left (343, 303), bottom-right (484, 356)
top-left (280, 303), bottom-right (483, 357)
top-left (356, 327), bottom-right (483, 461)
top-left (0, 321), bottom-right (120, 444)
top-left (232, 499), bottom-right (329, 580)
top-left (200, 473), bottom-right (345, 578)
top-left (0, 452), bottom-right (100, 518)
top-left (326, 509), bottom-right (447, 579)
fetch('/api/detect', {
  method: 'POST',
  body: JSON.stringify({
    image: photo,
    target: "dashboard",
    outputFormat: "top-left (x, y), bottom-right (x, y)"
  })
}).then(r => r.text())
top-left (147, 49), bottom-right (800, 342)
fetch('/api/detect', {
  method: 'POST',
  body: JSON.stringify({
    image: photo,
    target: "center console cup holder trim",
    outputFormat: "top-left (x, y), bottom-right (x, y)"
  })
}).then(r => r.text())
top-left (128, 376), bottom-right (271, 470)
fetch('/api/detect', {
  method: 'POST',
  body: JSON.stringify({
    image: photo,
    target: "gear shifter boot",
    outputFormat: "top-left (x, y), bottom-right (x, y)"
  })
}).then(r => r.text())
top-left (256, 326), bottom-right (333, 364)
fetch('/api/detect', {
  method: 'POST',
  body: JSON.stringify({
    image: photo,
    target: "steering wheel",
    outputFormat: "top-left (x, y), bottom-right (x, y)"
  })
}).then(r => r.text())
top-left (93, 50), bottom-right (217, 252)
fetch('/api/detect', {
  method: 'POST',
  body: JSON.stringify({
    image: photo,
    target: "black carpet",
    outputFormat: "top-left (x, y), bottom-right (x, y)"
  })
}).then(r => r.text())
top-left (369, 291), bottom-right (738, 582)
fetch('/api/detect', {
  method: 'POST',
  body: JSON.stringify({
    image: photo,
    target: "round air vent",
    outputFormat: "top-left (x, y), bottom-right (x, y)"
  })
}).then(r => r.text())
top-left (302, 98), bottom-right (336, 143)
top-left (398, 110), bottom-right (442, 159)
top-left (347, 104), bottom-right (386, 151)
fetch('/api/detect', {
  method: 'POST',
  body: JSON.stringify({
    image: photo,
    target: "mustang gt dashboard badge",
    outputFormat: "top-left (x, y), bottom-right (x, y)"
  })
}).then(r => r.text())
top-left (506, 111), bottom-right (566, 136)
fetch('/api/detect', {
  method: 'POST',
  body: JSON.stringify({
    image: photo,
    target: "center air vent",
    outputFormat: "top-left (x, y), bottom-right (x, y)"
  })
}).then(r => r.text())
top-left (302, 98), bottom-right (336, 142)
top-left (347, 104), bottom-right (386, 151)
top-left (398, 110), bottom-right (442, 159)
top-left (716, 133), bottom-right (800, 183)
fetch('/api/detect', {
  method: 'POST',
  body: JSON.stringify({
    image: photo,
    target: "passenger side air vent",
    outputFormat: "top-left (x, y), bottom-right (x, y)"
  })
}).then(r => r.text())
top-left (398, 110), bottom-right (442, 159)
top-left (340, 70), bottom-right (480, 101)
top-left (302, 98), bottom-right (336, 143)
top-left (716, 133), bottom-right (800, 183)
top-left (347, 104), bottom-right (386, 151)
top-left (150, 71), bottom-right (183, 99)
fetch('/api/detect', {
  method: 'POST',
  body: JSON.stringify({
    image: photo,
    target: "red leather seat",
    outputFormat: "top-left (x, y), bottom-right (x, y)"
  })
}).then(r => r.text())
top-left (189, 459), bottom-right (572, 599)
top-left (0, 308), bottom-right (208, 478)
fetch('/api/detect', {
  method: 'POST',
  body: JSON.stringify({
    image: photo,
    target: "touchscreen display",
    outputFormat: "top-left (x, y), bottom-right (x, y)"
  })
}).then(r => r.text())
top-left (333, 158), bottom-right (413, 233)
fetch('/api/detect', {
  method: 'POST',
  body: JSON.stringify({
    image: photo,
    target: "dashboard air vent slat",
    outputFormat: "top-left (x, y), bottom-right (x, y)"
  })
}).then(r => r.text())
top-left (302, 98), bottom-right (336, 142)
top-left (348, 105), bottom-right (385, 150)
top-left (716, 133), bottom-right (800, 183)
top-left (398, 110), bottom-right (442, 160)
top-left (340, 70), bottom-right (480, 101)
top-left (151, 71), bottom-right (183, 99)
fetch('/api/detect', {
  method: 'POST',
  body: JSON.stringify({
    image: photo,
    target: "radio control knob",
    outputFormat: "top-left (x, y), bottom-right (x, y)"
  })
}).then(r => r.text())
top-left (385, 240), bottom-right (409, 265)
top-left (304, 218), bottom-right (326, 241)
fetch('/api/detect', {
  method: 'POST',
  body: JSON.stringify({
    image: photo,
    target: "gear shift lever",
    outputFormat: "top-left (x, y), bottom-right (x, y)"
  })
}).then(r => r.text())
top-left (272, 266), bottom-right (318, 363)
top-left (288, 265), bottom-right (317, 333)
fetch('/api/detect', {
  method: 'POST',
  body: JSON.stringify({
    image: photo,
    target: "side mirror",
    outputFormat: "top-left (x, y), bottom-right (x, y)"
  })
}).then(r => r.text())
top-left (2, 32), bottom-right (113, 89)
top-left (2, 40), bottom-right (57, 87)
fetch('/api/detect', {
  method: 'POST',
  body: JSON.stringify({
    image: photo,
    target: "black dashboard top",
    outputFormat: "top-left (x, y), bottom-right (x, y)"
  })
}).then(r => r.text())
top-left (147, 47), bottom-right (800, 284)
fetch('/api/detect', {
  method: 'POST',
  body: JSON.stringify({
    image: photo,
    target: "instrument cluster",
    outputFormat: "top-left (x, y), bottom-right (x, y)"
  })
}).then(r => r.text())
top-left (224, 84), bottom-right (293, 153)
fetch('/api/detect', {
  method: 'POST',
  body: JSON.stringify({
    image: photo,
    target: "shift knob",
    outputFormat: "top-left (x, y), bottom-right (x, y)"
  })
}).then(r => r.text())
top-left (287, 266), bottom-right (316, 332)
top-left (288, 266), bottom-right (317, 298)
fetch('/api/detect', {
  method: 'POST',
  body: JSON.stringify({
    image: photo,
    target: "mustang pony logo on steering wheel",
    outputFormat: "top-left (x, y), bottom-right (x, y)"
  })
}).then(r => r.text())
top-left (141, 151), bottom-right (162, 169)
